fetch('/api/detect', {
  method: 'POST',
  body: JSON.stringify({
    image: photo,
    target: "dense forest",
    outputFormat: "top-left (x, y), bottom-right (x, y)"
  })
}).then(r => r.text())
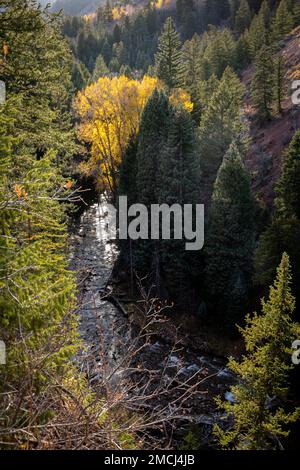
top-left (1, 0), bottom-right (300, 453)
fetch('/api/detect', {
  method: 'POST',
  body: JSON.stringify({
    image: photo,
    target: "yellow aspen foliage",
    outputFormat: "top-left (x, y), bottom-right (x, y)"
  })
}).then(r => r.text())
top-left (75, 75), bottom-right (193, 194)
top-left (152, 0), bottom-right (172, 10)
top-left (3, 43), bottom-right (8, 60)
top-left (169, 88), bottom-right (194, 113)
top-left (14, 184), bottom-right (27, 199)
top-left (75, 75), bottom-right (160, 193)
top-left (65, 180), bottom-right (73, 189)
top-left (112, 6), bottom-right (128, 20)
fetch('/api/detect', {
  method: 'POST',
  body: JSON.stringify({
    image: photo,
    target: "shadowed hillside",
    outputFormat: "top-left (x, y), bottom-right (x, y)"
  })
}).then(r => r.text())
top-left (244, 26), bottom-right (300, 208)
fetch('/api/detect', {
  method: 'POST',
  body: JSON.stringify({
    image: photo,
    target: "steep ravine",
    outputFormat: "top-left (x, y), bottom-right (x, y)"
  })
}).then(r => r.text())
top-left (69, 201), bottom-right (235, 445)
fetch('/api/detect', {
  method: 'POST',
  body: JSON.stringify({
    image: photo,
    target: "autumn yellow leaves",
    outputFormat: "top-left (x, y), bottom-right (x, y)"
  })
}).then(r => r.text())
top-left (74, 75), bottom-right (193, 195)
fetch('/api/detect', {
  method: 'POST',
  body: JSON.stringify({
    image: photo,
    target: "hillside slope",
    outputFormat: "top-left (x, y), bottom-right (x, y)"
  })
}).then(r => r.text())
top-left (244, 26), bottom-right (300, 209)
top-left (51, 0), bottom-right (103, 15)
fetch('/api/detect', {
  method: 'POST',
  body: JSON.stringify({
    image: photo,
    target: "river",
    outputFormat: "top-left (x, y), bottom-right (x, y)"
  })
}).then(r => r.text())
top-left (69, 201), bottom-right (235, 447)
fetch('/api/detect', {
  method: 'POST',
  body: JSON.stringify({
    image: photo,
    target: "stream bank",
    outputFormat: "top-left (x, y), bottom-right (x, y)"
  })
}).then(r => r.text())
top-left (69, 202), bottom-right (235, 447)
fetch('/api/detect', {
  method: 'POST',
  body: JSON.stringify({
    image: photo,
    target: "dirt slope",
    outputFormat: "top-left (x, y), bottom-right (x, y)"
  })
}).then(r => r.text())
top-left (243, 26), bottom-right (300, 209)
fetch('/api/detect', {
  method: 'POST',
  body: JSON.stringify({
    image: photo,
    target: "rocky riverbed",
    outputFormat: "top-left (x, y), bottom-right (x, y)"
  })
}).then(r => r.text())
top-left (69, 202), bottom-right (235, 447)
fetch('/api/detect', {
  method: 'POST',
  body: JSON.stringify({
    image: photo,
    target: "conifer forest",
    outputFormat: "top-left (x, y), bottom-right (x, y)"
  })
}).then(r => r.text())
top-left (1, 0), bottom-right (300, 456)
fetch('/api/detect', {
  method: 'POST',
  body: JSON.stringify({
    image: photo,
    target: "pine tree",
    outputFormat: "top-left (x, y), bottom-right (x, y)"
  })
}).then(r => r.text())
top-left (271, 0), bottom-right (294, 42)
top-left (118, 138), bottom-right (138, 277)
top-left (216, 253), bottom-right (300, 449)
top-left (1, 0), bottom-right (75, 161)
top-left (293, 0), bottom-right (300, 24)
top-left (255, 131), bottom-right (300, 311)
top-left (182, 34), bottom-right (201, 100)
top-left (235, 0), bottom-right (252, 35)
top-left (113, 23), bottom-right (122, 44)
top-left (229, 0), bottom-right (241, 25)
top-left (236, 32), bottom-right (251, 69)
top-left (92, 54), bottom-right (109, 82)
top-left (0, 98), bottom-right (78, 429)
top-left (251, 45), bottom-right (275, 122)
top-left (134, 92), bottom-right (202, 299)
top-left (205, 141), bottom-right (255, 327)
top-left (203, 0), bottom-right (230, 26)
top-left (119, 64), bottom-right (132, 78)
top-left (72, 60), bottom-right (91, 90)
top-left (255, 216), bottom-right (300, 295)
top-left (0, 0), bottom-right (78, 419)
top-left (275, 53), bottom-right (286, 114)
top-left (103, 0), bottom-right (113, 25)
top-left (134, 90), bottom-right (171, 277)
top-left (109, 57), bottom-right (120, 73)
top-left (101, 39), bottom-right (112, 65)
top-left (158, 107), bottom-right (201, 296)
top-left (259, 0), bottom-right (271, 28)
top-left (155, 17), bottom-right (184, 90)
top-left (136, 89), bottom-right (171, 207)
top-left (203, 29), bottom-right (237, 79)
top-left (181, 34), bottom-right (203, 122)
top-left (198, 74), bottom-right (220, 112)
top-left (119, 138), bottom-right (138, 207)
top-left (276, 131), bottom-right (300, 218)
top-left (248, 13), bottom-right (267, 59)
top-left (199, 67), bottom-right (246, 199)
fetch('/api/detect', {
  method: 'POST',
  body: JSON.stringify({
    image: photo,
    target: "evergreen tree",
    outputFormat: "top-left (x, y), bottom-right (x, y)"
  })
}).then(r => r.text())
top-left (275, 53), bottom-right (286, 114)
top-left (293, 0), bottom-right (300, 24)
top-left (118, 138), bottom-right (138, 277)
top-left (119, 138), bottom-right (138, 207)
top-left (203, 28), bottom-right (237, 79)
top-left (0, 51), bottom-right (78, 450)
top-left (205, 141), bottom-right (255, 327)
top-left (271, 0), bottom-right (294, 42)
top-left (182, 34), bottom-right (201, 97)
top-left (255, 132), bottom-right (300, 313)
top-left (235, 0), bottom-right (252, 35)
top-left (113, 23), bottom-right (122, 44)
top-left (158, 107), bottom-right (201, 296)
top-left (134, 90), bottom-right (171, 277)
top-left (77, 31), bottom-right (88, 64)
top-left (248, 13), bottom-right (267, 59)
top-left (134, 92), bottom-right (202, 299)
top-left (137, 89), bottom-right (171, 207)
top-left (216, 253), bottom-right (300, 449)
top-left (276, 131), bottom-right (300, 218)
top-left (92, 54), bottom-right (109, 82)
top-left (0, 0), bottom-right (75, 161)
top-left (119, 64), bottom-right (132, 78)
top-left (103, 0), bottom-right (113, 25)
top-left (203, 0), bottom-right (230, 26)
top-left (198, 74), bottom-right (220, 112)
top-left (155, 17), bottom-right (184, 90)
top-left (109, 57), bottom-right (120, 73)
top-left (199, 67), bottom-right (246, 199)
top-left (72, 60), bottom-right (91, 90)
top-left (101, 39), bottom-right (112, 65)
top-left (259, 0), bottom-right (271, 27)
top-left (182, 34), bottom-right (202, 121)
top-left (230, 0), bottom-right (241, 24)
top-left (251, 45), bottom-right (275, 122)
top-left (236, 32), bottom-right (251, 69)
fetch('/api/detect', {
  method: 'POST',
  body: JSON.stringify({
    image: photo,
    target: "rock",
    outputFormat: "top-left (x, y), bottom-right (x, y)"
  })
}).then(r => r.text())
top-left (225, 391), bottom-right (236, 403)
top-left (167, 355), bottom-right (180, 365)
top-left (217, 368), bottom-right (234, 379)
top-left (148, 341), bottom-right (163, 353)
top-left (187, 364), bottom-right (201, 373)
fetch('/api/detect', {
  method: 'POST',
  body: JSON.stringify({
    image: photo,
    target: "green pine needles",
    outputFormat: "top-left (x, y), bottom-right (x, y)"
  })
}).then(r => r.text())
top-left (216, 253), bottom-right (300, 450)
